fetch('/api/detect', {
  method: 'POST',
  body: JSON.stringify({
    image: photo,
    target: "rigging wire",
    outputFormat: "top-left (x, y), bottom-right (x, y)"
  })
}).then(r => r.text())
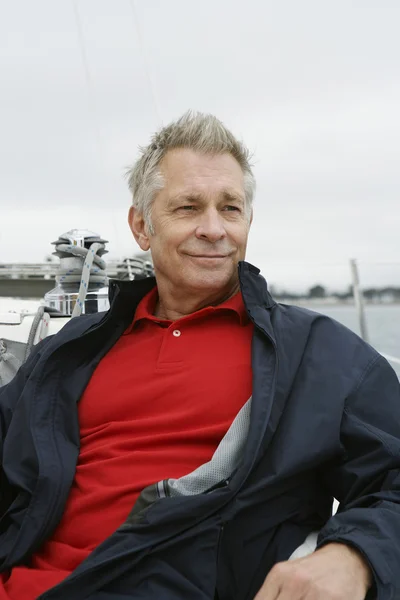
top-left (71, 0), bottom-right (122, 256)
top-left (127, 0), bottom-right (162, 124)
top-left (72, 0), bottom-right (101, 153)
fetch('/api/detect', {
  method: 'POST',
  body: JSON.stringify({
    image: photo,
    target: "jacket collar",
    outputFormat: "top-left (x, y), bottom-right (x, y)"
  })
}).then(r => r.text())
top-left (109, 261), bottom-right (275, 308)
top-left (237, 261), bottom-right (275, 310)
top-left (107, 261), bottom-right (276, 337)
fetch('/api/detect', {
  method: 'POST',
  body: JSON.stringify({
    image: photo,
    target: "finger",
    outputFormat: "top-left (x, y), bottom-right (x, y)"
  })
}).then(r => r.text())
top-left (274, 585), bottom-right (305, 600)
top-left (254, 562), bottom-right (309, 600)
top-left (253, 582), bottom-right (281, 600)
top-left (253, 567), bottom-right (283, 600)
top-left (256, 580), bottom-right (307, 600)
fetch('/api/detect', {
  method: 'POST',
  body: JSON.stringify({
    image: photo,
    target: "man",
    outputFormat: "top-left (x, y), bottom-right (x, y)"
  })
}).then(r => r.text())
top-left (0, 112), bottom-right (399, 600)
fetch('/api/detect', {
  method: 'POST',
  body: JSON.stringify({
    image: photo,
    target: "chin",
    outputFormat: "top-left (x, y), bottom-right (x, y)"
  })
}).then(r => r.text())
top-left (186, 271), bottom-right (234, 292)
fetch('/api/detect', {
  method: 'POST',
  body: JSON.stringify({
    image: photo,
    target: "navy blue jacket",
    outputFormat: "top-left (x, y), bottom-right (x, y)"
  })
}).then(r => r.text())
top-left (1, 262), bottom-right (400, 599)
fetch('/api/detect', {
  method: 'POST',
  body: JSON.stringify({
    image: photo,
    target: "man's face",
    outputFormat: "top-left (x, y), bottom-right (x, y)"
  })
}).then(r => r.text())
top-left (130, 148), bottom-right (251, 298)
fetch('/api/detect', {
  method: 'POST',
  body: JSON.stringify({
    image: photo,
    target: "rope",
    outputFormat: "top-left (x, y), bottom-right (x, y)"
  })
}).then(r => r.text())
top-left (54, 242), bottom-right (108, 318)
top-left (55, 243), bottom-right (107, 286)
top-left (24, 307), bottom-right (52, 362)
top-left (22, 242), bottom-right (108, 362)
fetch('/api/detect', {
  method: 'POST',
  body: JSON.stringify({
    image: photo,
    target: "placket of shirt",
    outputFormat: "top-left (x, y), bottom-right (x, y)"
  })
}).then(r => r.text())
top-left (155, 320), bottom-right (187, 369)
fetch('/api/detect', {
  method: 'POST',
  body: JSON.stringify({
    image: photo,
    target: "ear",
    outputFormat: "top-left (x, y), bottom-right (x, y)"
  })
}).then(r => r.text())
top-left (128, 206), bottom-right (151, 251)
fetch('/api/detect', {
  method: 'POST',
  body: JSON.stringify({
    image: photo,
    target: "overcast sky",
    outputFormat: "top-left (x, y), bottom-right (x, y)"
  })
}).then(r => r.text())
top-left (0, 0), bottom-right (399, 291)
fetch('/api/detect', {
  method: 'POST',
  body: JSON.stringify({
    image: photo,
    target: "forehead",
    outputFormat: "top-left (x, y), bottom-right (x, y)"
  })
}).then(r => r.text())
top-left (159, 148), bottom-right (245, 197)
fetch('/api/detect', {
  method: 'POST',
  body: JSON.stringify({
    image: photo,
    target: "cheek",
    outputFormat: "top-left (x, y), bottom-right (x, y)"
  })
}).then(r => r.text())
top-left (230, 225), bottom-right (249, 248)
top-left (164, 222), bottom-right (195, 247)
top-left (151, 228), bottom-right (187, 257)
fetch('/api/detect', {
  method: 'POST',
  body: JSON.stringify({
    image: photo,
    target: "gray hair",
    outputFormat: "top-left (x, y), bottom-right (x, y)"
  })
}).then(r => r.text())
top-left (126, 111), bottom-right (255, 233)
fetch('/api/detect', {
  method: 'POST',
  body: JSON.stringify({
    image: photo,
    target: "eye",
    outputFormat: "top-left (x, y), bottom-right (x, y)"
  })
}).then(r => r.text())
top-left (223, 205), bottom-right (241, 212)
top-left (179, 205), bottom-right (196, 211)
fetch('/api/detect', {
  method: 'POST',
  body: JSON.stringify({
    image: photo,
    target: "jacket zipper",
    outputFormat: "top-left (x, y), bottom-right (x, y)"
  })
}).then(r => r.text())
top-left (24, 304), bottom-right (123, 556)
top-left (214, 523), bottom-right (224, 600)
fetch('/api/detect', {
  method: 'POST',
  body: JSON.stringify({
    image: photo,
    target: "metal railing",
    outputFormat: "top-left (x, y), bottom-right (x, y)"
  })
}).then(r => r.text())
top-left (0, 263), bottom-right (59, 279)
top-left (0, 259), bottom-right (154, 281)
top-left (1, 259), bottom-right (399, 371)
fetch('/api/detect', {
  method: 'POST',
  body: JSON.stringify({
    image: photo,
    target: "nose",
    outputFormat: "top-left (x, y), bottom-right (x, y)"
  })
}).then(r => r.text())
top-left (195, 208), bottom-right (227, 243)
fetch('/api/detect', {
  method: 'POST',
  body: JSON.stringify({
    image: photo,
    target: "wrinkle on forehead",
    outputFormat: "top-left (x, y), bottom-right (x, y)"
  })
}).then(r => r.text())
top-left (159, 149), bottom-right (245, 201)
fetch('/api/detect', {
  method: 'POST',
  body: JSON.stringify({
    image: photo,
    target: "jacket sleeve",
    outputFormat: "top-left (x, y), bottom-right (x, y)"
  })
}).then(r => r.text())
top-left (317, 354), bottom-right (400, 599)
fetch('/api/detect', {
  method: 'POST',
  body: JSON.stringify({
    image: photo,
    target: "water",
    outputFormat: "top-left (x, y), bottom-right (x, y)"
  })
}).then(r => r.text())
top-left (1, 298), bottom-right (399, 377)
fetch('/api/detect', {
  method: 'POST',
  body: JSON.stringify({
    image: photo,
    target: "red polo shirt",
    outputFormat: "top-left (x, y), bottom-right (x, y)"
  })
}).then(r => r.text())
top-left (0, 288), bottom-right (253, 599)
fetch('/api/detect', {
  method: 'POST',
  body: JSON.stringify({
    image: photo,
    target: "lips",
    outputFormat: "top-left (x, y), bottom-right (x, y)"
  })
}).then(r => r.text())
top-left (185, 251), bottom-right (232, 258)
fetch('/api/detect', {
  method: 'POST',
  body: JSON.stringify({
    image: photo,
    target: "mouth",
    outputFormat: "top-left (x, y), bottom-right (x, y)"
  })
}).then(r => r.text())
top-left (186, 254), bottom-right (229, 259)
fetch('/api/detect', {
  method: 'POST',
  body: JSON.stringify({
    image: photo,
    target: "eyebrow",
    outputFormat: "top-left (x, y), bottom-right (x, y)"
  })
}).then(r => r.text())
top-left (177, 193), bottom-right (203, 203)
top-left (222, 191), bottom-right (245, 204)
top-left (168, 193), bottom-right (202, 206)
top-left (169, 191), bottom-right (244, 205)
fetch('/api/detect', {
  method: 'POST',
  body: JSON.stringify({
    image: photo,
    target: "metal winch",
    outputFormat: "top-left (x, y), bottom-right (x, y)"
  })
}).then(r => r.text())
top-left (44, 229), bottom-right (110, 316)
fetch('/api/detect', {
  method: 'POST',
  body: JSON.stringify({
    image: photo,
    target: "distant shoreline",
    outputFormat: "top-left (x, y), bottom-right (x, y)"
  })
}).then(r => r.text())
top-left (1, 297), bottom-right (400, 314)
top-left (278, 298), bottom-right (400, 307)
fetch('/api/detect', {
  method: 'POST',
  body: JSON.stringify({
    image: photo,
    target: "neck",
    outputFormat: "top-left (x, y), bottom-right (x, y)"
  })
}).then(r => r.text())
top-left (154, 281), bottom-right (240, 321)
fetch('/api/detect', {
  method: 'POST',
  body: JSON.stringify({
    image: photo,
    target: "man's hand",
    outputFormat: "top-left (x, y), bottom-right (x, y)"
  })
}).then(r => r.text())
top-left (254, 542), bottom-right (373, 600)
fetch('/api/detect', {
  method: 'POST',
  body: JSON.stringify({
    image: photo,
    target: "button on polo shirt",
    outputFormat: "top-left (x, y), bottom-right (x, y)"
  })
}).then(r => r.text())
top-left (125, 285), bottom-right (252, 368)
top-left (0, 288), bottom-right (254, 600)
